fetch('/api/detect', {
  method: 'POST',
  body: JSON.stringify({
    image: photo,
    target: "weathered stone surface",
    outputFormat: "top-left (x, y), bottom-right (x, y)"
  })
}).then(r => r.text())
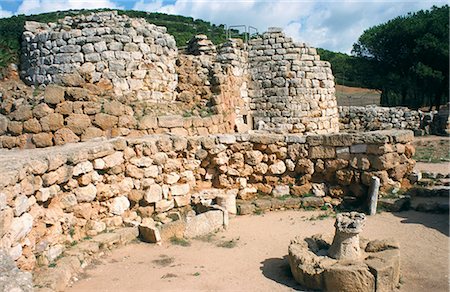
top-left (271, 185), bottom-right (290, 197)
top-left (40, 113), bottom-right (64, 132)
top-left (110, 196), bottom-right (130, 215)
top-left (144, 184), bottom-right (162, 203)
top-left (158, 115), bottom-right (184, 128)
top-left (44, 85), bottom-right (65, 104)
top-left (74, 184), bottom-right (97, 202)
top-left (66, 114), bottom-right (91, 134)
top-left (184, 210), bottom-right (225, 238)
top-left (54, 128), bottom-right (80, 145)
top-left (0, 250), bottom-right (33, 292)
top-left (269, 161), bottom-right (286, 175)
top-left (32, 132), bottom-right (54, 147)
top-left (139, 223), bottom-right (161, 243)
top-left (323, 263), bottom-right (375, 292)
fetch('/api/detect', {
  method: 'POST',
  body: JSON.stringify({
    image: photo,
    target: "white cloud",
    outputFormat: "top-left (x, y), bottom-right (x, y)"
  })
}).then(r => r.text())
top-left (133, 0), bottom-right (447, 53)
top-left (0, 5), bottom-right (13, 18)
top-left (17, 0), bottom-right (122, 16)
top-left (133, 0), bottom-right (164, 12)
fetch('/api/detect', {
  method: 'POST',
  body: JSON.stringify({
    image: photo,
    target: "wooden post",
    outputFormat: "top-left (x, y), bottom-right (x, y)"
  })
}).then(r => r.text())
top-left (368, 176), bottom-right (380, 215)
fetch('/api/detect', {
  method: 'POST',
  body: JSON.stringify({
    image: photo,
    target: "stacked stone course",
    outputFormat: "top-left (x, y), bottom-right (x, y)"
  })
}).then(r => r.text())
top-left (21, 11), bottom-right (178, 100)
top-left (339, 105), bottom-right (450, 135)
top-left (0, 129), bottom-right (414, 271)
top-left (0, 84), bottom-right (234, 149)
top-left (247, 27), bottom-right (339, 134)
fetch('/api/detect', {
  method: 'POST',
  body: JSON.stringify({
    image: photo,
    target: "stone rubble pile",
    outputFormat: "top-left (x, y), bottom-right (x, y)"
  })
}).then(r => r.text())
top-left (186, 34), bottom-right (217, 55)
top-left (21, 11), bottom-right (178, 100)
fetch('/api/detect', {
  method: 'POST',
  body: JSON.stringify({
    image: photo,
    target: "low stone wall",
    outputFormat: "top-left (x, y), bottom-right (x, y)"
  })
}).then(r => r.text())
top-left (0, 84), bottom-right (233, 149)
top-left (339, 105), bottom-right (421, 132)
top-left (0, 130), bottom-right (414, 271)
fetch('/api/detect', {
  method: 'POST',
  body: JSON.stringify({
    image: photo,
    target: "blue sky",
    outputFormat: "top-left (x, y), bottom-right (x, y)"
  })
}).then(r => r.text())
top-left (0, 0), bottom-right (446, 53)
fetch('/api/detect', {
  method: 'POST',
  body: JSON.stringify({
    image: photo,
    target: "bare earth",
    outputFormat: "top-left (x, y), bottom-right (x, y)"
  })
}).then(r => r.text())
top-left (67, 210), bottom-right (448, 292)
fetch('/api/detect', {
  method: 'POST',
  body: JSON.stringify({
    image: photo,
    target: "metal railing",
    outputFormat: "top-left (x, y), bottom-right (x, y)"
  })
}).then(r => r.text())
top-left (225, 25), bottom-right (259, 44)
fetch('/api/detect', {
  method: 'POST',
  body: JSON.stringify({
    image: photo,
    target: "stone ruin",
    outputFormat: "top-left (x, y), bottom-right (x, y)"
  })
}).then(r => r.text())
top-left (17, 11), bottom-right (339, 138)
top-left (288, 212), bottom-right (400, 291)
top-left (0, 10), bottom-right (418, 292)
top-left (21, 11), bottom-right (178, 101)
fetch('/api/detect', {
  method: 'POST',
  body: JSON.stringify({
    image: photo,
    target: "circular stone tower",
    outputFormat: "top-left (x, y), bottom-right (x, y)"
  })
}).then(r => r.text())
top-left (248, 27), bottom-right (339, 135)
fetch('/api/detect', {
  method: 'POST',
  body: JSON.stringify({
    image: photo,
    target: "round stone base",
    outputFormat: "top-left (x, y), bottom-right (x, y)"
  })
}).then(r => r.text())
top-left (288, 235), bottom-right (400, 292)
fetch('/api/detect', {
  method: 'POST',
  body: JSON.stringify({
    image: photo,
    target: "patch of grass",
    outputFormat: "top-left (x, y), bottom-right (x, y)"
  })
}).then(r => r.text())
top-left (216, 237), bottom-right (239, 248)
top-left (48, 262), bottom-right (57, 268)
top-left (309, 212), bottom-right (331, 221)
top-left (152, 255), bottom-right (175, 267)
top-left (254, 208), bottom-right (265, 215)
top-left (413, 139), bottom-right (450, 163)
top-left (193, 272), bottom-right (201, 276)
top-left (69, 227), bottom-right (75, 237)
top-left (170, 236), bottom-right (191, 247)
top-left (161, 273), bottom-right (177, 279)
top-left (182, 110), bottom-right (193, 117)
top-left (277, 194), bottom-right (292, 201)
top-left (83, 236), bottom-right (92, 240)
top-left (194, 233), bottom-right (216, 243)
top-left (302, 193), bottom-right (315, 198)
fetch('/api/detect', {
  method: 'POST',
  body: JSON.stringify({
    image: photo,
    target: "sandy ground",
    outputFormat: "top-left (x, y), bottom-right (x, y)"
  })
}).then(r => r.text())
top-left (415, 162), bottom-right (450, 175)
top-left (67, 210), bottom-right (448, 292)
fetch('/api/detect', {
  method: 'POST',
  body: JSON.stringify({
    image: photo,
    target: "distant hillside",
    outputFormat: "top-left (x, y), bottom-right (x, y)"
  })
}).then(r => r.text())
top-left (0, 8), bottom-right (233, 69)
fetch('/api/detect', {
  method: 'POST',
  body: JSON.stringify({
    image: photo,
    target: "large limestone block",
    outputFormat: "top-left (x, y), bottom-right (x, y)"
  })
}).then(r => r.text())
top-left (323, 263), bottom-right (375, 292)
top-left (184, 210), bottom-right (225, 238)
top-left (158, 115), bottom-right (184, 128)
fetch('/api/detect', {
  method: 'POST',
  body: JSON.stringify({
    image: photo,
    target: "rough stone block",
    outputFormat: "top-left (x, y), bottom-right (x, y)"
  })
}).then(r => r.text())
top-left (184, 210), bottom-right (225, 238)
top-left (309, 146), bottom-right (336, 159)
top-left (158, 115), bottom-right (184, 128)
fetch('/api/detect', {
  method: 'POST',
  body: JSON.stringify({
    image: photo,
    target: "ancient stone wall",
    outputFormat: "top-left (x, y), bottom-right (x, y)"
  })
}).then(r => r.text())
top-left (20, 11), bottom-right (178, 101)
top-left (0, 84), bottom-right (233, 149)
top-left (339, 106), bottom-right (421, 132)
top-left (247, 27), bottom-right (339, 134)
top-left (0, 130), bottom-right (414, 270)
top-left (339, 105), bottom-right (450, 136)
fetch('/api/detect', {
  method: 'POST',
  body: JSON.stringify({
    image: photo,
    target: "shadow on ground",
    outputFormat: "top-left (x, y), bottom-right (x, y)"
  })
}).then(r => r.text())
top-left (260, 256), bottom-right (310, 291)
top-left (393, 210), bottom-right (449, 236)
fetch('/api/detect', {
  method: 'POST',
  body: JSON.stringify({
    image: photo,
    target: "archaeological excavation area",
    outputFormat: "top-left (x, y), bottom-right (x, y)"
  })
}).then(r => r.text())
top-left (0, 11), bottom-right (448, 292)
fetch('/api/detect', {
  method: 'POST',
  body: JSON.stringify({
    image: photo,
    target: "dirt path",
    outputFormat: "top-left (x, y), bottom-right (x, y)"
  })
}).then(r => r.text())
top-left (67, 210), bottom-right (448, 292)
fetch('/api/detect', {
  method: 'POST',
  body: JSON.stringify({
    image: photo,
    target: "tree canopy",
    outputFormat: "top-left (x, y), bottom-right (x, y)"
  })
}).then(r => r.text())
top-left (352, 5), bottom-right (449, 109)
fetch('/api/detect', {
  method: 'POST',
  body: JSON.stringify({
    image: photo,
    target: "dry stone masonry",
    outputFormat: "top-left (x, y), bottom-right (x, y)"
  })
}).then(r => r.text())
top-left (21, 11), bottom-right (178, 101)
top-left (19, 12), bottom-right (340, 136)
top-left (0, 11), bottom-right (422, 289)
top-left (339, 104), bottom-right (450, 136)
top-left (248, 28), bottom-right (339, 134)
top-left (0, 129), bottom-right (414, 273)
